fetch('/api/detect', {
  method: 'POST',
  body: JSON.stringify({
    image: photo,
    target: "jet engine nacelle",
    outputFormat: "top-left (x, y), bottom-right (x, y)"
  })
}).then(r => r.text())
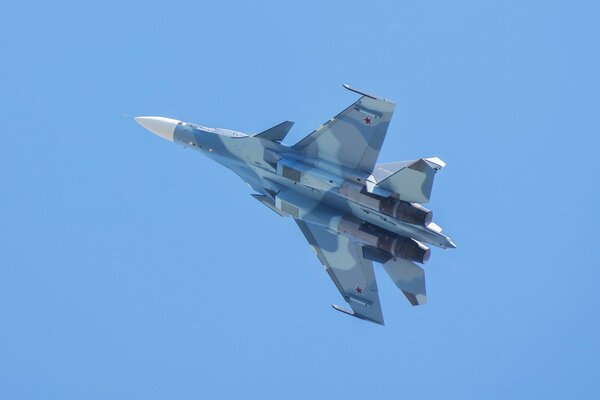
top-left (376, 234), bottom-right (431, 264)
top-left (378, 198), bottom-right (432, 227)
top-left (274, 190), bottom-right (431, 264)
top-left (337, 217), bottom-right (430, 264)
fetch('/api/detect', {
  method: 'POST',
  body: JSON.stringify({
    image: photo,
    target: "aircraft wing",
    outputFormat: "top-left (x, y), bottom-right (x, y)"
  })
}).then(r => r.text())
top-left (291, 85), bottom-right (396, 173)
top-left (295, 219), bottom-right (384, 325)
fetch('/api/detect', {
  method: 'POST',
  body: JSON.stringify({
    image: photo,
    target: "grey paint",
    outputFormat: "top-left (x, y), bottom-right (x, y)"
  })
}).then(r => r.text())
top-left (136, 85), bottom-right (455, 325)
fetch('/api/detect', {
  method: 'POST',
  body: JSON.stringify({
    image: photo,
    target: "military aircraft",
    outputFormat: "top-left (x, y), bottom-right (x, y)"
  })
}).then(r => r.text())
top-left (135, 85), bottom-right (455, 325)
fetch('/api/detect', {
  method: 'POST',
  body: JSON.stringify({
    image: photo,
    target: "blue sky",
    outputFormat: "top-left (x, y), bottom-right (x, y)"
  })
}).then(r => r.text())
top-left (1, 1), bottom-right (599, 398)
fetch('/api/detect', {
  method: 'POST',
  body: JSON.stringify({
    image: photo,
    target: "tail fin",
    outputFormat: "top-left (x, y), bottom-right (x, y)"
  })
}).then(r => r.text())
top-left (254, 121), bottom-right (294, 142)
top-left (368, 158), bottom-right (446, 203)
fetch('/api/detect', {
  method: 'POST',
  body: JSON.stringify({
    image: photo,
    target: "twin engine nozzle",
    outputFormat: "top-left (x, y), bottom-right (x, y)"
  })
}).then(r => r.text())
top-left (378, 197), bottom-right (432, 227)
top-left (337, 216), bottom-right (430, 264)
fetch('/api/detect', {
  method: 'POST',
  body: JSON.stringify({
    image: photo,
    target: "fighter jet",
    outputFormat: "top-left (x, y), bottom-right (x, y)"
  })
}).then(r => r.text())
top-left (135, 85), bottom-right (455, 325)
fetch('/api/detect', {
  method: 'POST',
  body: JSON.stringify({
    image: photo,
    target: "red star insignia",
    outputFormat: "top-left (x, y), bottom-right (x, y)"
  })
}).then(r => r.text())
top-left (363, 116), bottom-right (371, 125)
top-left (355, 286), bottom-right (363, 294)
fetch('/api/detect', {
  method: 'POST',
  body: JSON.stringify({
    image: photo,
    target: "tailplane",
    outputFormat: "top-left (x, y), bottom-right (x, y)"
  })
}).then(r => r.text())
top-left (367, 158), bottom-right (446, 203)
top-left (382, 258), bottom-right (427, 306)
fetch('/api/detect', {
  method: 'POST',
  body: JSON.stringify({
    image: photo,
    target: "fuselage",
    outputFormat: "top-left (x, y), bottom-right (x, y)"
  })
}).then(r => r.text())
top-left (134, 85), bottom-right (456, 324)
top-left (155, 119), bottom-right (455, 251)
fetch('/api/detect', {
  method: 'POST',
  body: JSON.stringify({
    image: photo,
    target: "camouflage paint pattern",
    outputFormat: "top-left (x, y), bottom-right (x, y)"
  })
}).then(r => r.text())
top-left (137, 85), bottom-right (455, 325)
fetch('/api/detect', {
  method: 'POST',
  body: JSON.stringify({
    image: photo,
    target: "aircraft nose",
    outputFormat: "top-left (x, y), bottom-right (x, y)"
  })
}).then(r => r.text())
top-left (135, 116), bottom-right (180, 142)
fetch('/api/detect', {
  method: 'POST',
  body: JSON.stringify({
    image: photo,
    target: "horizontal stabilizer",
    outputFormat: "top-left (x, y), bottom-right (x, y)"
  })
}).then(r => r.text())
top-left (254, 121), bottom-right (294, 142)
top-left (368, 158), bottom-right (445, 203)
top-left (382, 258), bottom-right (426, 306)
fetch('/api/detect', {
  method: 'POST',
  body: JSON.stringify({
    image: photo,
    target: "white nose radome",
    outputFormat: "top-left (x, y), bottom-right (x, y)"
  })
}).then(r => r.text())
top-left (135, 116), bottom-right (180, 141)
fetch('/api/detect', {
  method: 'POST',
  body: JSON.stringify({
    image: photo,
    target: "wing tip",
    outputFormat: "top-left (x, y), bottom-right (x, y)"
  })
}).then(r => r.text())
top-left (331, 305), bottom-right (385, 326)
top-left (342, 83), bottom-right (383, 101)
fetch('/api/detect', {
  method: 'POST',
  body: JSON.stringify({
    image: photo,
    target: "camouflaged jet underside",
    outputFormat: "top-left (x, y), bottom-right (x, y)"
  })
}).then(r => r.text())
top-left (135, 84), bottom-right (455, 325)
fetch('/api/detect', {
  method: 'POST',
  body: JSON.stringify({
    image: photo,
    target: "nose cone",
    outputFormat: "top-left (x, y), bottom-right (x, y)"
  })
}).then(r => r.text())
top-left (135, 116), bottom-right (180, 141)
